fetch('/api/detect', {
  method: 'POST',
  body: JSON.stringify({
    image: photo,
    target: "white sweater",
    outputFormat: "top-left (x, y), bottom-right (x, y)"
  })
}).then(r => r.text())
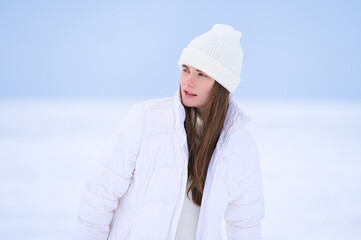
top-left (174, 179), bottom-right (200, 240)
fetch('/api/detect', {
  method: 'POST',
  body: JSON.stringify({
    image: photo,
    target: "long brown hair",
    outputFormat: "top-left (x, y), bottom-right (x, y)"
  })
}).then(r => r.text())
top-left (180, 81), bottom-right (230, 206)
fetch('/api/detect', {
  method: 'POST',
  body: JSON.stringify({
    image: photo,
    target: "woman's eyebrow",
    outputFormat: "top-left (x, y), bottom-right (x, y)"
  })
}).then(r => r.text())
top-left (196, 69), bottom-right (207, 75)
top-left (182, 64), bottom-right (206, 74)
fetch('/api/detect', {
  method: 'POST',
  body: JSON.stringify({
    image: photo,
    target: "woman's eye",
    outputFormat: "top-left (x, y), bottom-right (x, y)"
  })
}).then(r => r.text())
top-left (199, 73), bottom-right (208, 77)
top-left (182, 69), bottom-right (189, 72)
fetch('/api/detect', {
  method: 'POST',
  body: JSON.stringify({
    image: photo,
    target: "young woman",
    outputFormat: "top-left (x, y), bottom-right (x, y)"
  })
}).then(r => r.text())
top-left (73, 24), bottom-right (264, 240)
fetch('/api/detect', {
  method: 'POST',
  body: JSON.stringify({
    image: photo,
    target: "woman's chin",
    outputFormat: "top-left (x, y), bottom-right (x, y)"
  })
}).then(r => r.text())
top-left (181, 99), bottom-right (196, 108)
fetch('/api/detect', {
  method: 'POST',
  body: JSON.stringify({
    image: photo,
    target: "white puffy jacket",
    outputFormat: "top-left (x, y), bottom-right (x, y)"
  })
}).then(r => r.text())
top-left (73, 90), bottom-right (264, 240)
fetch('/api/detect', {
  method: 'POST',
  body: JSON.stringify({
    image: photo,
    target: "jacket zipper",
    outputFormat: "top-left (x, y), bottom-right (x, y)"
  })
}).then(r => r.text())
top-left (169, 133), bottom-right (188, 240)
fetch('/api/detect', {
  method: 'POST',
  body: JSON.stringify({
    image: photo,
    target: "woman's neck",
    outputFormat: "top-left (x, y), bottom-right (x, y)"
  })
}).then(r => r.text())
top-left (195, 108), bottom-right (204, 121)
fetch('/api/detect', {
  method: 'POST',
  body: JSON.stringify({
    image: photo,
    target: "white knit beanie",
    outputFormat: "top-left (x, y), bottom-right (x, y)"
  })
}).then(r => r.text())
top-left (178, 24), bottom-right (243, 94)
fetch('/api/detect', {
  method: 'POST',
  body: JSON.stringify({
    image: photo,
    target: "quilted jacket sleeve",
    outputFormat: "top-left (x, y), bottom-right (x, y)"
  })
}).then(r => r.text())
top-left (72, 103), bottom-right (144, 240)
top-left (224, 127), bottom-right (264, 240)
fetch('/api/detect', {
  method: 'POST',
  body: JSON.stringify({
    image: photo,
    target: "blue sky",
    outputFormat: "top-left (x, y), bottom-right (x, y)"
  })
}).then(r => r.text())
top-left (0, 0), bottom-right (360, 100)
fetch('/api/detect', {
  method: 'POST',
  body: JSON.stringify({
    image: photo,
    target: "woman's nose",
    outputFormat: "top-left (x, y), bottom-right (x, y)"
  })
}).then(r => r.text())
top-left (184, 74), bottom-right (195, 87)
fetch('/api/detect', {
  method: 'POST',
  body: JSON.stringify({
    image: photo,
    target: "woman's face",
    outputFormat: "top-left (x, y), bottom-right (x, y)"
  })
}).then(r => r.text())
top-left (180, 64), bottom-right (216, 116)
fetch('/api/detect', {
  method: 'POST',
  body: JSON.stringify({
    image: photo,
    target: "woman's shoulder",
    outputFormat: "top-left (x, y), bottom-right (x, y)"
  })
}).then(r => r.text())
top-left (222, 125), bottom-right (260, 182)
top-left (227, 125), bottom-right (256, 149)
top-left (120, 96), bottom-right (176, 123)
top-left (122, 96), bottom-right (177, 132)
top-left (222, 98), bottom-right (252, 135)
top-left (223, 99), bottom-right (258, 157)
top-left (111, 96), bottom-right (177, 149)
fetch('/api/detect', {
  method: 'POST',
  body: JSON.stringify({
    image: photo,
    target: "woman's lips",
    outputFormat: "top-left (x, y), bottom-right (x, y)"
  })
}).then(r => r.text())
top-left (184, 90), bottom-right (197, 97)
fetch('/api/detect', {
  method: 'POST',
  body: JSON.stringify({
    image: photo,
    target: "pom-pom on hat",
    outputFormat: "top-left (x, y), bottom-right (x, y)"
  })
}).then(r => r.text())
top-left (178, 24), bottom-right (243, 94)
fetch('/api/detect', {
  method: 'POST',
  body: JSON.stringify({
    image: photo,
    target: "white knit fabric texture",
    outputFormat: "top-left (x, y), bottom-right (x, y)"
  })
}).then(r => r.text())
top-left (178, 24), bottom-right (243, 94)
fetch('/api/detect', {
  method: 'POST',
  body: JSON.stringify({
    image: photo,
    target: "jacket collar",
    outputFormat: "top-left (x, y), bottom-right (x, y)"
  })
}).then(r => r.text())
top-left (173, 88), bottom-right (251, 136)
top-left (173, 89), bottom-right (186, 132)
top-left (224, 97), bottom-right (251, 133)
